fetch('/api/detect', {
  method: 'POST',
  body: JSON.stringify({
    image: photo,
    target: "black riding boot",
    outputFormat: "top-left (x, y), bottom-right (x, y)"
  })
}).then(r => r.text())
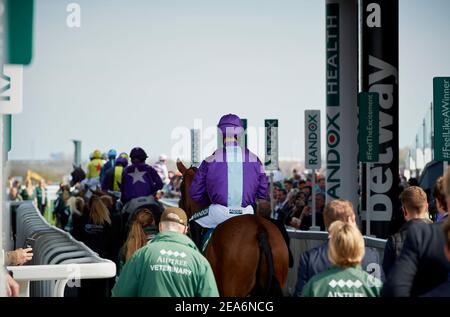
top-left (189, 220), bottom-right (205, 250)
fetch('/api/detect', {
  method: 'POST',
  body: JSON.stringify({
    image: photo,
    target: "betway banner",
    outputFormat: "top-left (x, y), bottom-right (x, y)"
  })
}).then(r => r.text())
top-left (326, 0), bottom-right (359, 210)
top-left (361, 0), bottom-right (399, 238)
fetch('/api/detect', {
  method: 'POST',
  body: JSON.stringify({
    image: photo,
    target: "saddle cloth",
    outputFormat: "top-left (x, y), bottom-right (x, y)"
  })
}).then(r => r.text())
top-left (191, 203), bottom-right (254, 229)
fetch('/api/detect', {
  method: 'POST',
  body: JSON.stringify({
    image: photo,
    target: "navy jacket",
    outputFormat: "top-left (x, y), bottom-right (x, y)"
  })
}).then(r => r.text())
top-left (294, 240), bottom-right (384, 296)
top-left (382, 221), bottom-right (450, 297)
top-left (383, 218), bottom-right (432, 276)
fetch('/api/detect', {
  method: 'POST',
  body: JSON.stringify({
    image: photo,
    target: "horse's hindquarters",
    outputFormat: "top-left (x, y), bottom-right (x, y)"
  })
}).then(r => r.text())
top-left (205, 215), bottom-right (289, 297)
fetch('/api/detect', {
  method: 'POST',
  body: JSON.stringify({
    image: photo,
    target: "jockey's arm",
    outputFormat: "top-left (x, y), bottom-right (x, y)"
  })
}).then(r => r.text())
top-left (189, 161), bottom-right (211, 205)
top-left (149, 166), bottom-right (164, 192)
top-left (86, 162), bottom-right (93, 179)
top-left (120, 169), bottom-right (129, 202)
top-left (256, 159), bottom-right (269, 200)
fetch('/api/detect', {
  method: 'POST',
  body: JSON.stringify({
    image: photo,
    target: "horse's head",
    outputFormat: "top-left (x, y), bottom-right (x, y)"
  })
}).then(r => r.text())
top-left (176, 160), bottom-right (207, 219)
top-left (70, 164), bottom-right (86, 187)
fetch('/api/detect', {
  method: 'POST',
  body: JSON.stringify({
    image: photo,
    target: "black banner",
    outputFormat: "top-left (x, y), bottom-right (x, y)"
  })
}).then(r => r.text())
top-left (361, 0), bottom-right (399, 238)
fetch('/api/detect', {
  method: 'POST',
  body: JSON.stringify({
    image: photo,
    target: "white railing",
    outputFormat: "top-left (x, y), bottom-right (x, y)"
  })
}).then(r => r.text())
top-left (7, 202), bottom-right (116, 297)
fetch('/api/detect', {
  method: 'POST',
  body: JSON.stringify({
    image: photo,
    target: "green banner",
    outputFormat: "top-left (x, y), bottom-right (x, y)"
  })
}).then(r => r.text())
top-left (5, 0), bottom-right (34, 65)
top-left (4, 114), bottom-right (11, 152)
top-left (358, 92), bottom-right (379, 163)
top-left (433, 77), bottom-right (450, 161)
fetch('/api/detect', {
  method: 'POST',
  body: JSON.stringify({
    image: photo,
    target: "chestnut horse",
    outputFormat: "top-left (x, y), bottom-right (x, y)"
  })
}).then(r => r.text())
top-left (177, 161), bottom-right (288, 297)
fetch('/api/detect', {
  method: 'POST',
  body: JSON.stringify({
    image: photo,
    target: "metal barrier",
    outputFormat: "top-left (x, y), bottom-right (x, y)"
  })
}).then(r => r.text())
top-left (7, 202), bottom-right (116, 297)
top-left (285, 229), bottom-right (386, 296)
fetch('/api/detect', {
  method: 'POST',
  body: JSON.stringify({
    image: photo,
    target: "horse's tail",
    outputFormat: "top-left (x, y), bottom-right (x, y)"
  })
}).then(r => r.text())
top-left (255, 227), bottom-right (282, 297)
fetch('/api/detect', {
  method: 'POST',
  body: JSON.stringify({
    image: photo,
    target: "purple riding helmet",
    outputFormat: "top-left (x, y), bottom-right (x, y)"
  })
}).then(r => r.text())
top-left (217, 114), bottom-right (244, 139)
top-left (129, 147), bottom-right (148, 162)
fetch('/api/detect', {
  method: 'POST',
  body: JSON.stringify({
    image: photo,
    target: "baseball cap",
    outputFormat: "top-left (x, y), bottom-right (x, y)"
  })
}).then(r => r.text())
top-left (160, 207), bottom-right (188, 226)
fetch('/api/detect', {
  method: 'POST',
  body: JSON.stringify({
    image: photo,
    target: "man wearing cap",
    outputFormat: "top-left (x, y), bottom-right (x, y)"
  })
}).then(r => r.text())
top-left (112, 207), bottom-right (219, 297)
top-left (120, 147), bottom-right (164, 205)
top-left (189, 114), bottom-right (269, 247)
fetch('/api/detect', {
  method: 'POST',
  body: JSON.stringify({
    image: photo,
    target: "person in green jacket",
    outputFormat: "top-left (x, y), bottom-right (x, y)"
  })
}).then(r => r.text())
top-left (303, 221), bottom-right (382, 297)
top-left (112, 207), bottom-right (219, 297)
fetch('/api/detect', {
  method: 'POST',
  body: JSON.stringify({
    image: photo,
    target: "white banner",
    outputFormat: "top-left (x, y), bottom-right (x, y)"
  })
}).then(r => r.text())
top-left (0, 64), bottom-right (23, 114)
top-left (305, 110), bottom-right (321, 170)
top-left (264, 119), bottom-right (279, 171)
top-left (326, 0), bottom-right (359, 210)
top-left (191, 129), bottom-right (201, 167)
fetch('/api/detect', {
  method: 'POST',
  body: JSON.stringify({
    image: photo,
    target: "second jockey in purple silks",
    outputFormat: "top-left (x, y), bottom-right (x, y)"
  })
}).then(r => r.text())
top-left (120, 147), bottom-right (164, 205)
top-left (188, 114), bottom-right (269, 248)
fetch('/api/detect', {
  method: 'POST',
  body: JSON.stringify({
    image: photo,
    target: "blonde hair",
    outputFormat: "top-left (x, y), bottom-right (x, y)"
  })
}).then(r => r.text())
top-left (67, 196), bottom-right (85, 216)
top-left (328, 221), bottom-right (365, 268)
top-left (89, 196), bottom-right (111, 226)
top-left (323, 199), bottom-right (355, 229)
top-left (124, 209), bottom-right (154, 261)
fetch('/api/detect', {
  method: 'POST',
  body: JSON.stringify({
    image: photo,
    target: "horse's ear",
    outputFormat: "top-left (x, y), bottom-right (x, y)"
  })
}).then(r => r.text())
top-left (176, 159), bottom-right (187, 175)
top-left (72, 164), bottom-right (77, 170)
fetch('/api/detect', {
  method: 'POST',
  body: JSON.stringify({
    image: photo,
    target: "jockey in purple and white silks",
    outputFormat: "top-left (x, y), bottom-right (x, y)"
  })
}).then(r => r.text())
top-left (188, 114), bottom-right (269, 246)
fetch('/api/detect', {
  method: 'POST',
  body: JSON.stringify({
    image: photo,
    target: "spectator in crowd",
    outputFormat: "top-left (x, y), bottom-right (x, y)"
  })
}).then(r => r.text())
top-left (298, 180), bottom-right (306, 190)
top-left (290, 192), bottom-right (325, 231)
top-left (34, 179), bottom-right (48, 215)
top-left (4, 248), bottom-right (33, 266)
top-left (118, 208), bottom-right (156, 275)
top-left (4, 273), bottom-right (19, 297)
top-left (64, 196), bottom-right (85, 232)
top-left (422, 218), bottom-right (450, 297)
top-left (112, 207), bottom-right (219, 297)
top-left (291, 169), bottom-right (302, 187)
top-left (382, 171), bottom-right (450, 297)
top-left (20, 179), bottom-right (35, 201)
top-left (408, 177), bottom-right (419, 187)
top-left (272, 188), bottom-right (290, 222)
top-left (53, 184), bottom-right (72, 229)
top-left (433, 176), bottom-right (449, 223)
top-left (8, 186), bottom-right (22, 202)
top-left (302, 184), bottom-right (312, 199)
top-left (383, 186), bottom-right (432, 275)
top-left (272, 168), bottom-right (285, 183)
top-left (302, 221), bottom-right (382, 297)
top-left (287, 192), bottom-right (307, 226)
top-left (317, 177), bottom-right (326, 193)
top-left (71, 195), bottom-right (113, 297)
top-left (295, 199), bottom-right (383, 296)
top-left (284, 180), bottom-right (294, 194)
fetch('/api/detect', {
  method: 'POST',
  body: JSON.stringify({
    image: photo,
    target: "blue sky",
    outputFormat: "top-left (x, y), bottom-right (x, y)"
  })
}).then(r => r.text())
top-left (9, 0), bottom-right (450, 161)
